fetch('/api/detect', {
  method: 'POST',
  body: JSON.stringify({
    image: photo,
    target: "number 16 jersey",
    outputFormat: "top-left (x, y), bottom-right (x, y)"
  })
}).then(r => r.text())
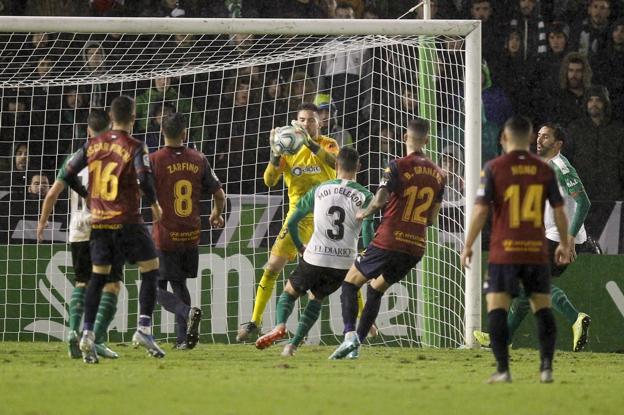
top-left (372, 151), bottom-right (446, 257)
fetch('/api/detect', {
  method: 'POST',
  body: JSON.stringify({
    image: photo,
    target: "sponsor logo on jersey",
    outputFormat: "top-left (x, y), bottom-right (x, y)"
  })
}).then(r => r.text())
top-left (291, 165), bottom-right (321, 176)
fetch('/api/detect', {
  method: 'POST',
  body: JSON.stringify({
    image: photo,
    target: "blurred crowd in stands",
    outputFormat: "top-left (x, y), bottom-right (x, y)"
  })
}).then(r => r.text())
top-left (0, 0), bottom-right (622, 249)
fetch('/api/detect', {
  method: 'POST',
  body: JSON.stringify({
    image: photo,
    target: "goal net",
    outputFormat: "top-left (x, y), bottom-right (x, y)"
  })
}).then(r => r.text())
top-left (0, 17), bottom-right (481, 348)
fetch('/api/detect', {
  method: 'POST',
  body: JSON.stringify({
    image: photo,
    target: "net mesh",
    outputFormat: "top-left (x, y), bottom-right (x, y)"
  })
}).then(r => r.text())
top-left (0, 30), bottom-right (467, 347)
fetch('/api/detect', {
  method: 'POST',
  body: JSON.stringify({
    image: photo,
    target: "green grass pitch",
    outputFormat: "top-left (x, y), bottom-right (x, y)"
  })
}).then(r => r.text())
top-left (1, 342), bottom-right (623, 415)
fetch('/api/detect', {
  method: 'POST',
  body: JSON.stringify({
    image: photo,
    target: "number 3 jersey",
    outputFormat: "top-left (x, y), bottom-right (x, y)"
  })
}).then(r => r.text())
top-left (150, 146), bottom-right (221, 251)
top-left (297, 179), bottom-right (373, 269)
top-left (372, 151), bottom-right (446, 257)
top-left (477, 150), bottom-right (563, 264)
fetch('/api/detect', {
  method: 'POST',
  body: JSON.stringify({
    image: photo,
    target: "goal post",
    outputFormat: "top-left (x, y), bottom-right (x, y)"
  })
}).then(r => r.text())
top-left (0, 16), bottom-right (481, 348)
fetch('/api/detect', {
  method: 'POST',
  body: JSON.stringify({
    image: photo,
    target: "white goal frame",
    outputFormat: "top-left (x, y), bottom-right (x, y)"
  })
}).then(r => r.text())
top-left (0, 16), bottom-right (482, 348)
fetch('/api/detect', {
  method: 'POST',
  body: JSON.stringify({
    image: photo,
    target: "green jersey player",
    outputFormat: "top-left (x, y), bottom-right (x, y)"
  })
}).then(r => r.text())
top-left (474, 123), bottom-right (592, 352)
top-left (254, 146), bottom-right (373, 357)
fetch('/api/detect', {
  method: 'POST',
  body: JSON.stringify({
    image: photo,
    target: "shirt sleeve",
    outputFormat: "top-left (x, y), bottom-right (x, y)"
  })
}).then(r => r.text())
top-left (546, 170), bottom-right (564, 208)
top-left (475, 162), bottom-right (494, 205)
top-left (133, 143), bottom-right (152, 175)
top-left (201, 156), bottom-right (222, 194)
top-left (435, 172), bottom-right (446, 203)
top-left (378, 160), bottom-right (399, 193)
top-left (59, 143), bottom-right (88, 182)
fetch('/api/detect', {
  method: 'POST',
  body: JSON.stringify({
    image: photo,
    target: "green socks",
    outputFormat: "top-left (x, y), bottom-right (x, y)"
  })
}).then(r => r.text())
top-left (275, 291), bottom-right (296, 326)
top-left (507, 292), bottom-right (530, 339)
top-left (68, 287), bottom-right (86, 332)
top-left (551, 285), bottom-right (579, 325)
top-left (94, 292), bottom-right (118, 344)
top-left (291, 299), bottom-right (322, 347)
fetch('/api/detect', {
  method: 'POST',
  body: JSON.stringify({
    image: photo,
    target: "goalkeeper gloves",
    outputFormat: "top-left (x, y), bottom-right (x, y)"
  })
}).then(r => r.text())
top-left (269, 129), bottom-right (282, 166)
top-left (291, 120), bottom-right (320, 153)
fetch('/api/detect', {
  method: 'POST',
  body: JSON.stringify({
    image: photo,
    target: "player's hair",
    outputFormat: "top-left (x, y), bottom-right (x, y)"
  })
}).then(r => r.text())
top-left (540, 122), bottom-right (566, 143)
top-left (87, 109), bottom-right (110, 135)
top-left (161, 112), bottom-right (187, 141)
top-left (406, 118), bottom-right (430, 140)
top-left (110, 95), bottom-right (135, 124)
top-left (297, 102), bottom-right (320, 114)
top-left (471, 0), bottom-right (491, 5)
top-left (504, 115), bottom-right (533, 142)
top-left (560, 52), bottom-right (592, 90)
top-left (336, 146), bottom-right (360, 172)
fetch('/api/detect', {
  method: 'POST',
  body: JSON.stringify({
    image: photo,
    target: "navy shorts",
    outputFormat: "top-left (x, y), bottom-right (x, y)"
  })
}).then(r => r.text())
top-left (485, 263), bottom-right (551, 297)
top-left (158, 247), bottom-right (199, 281)
top-left (354, 244), bottom-right (422, 285)
top-left (71, 241), bottom-right (123, 283)
top-left (90, 224), bottom-right (157, 266)
top-left (289, 257), bottom-right (348, 299)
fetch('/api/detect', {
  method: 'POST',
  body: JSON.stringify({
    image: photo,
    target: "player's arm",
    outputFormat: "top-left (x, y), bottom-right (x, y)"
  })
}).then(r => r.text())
top-left (356, 162), bottom-right (398, 220)
top-left (264, 129), bottom-right (285, 187)
top-left (287, 187), bottom-right (316, 253)
top-left (546, 170), bottom-right (571, 264)
top-left (427, 177), bottom-right (446, 226)
top-left (568, 184), bottom-right (591, 240)
top-left (37, 180), bottom-right (65, 242)
top-left (461, 164), bottom-right (493, 268)
top-left (134, 143), bottom-right (162, 222)
top-left (304, 133), bottom-right (338, 168)
top-left (359, 192), bottom-right (375, 246)
top-left (202, 157), bottom-right (226, 228)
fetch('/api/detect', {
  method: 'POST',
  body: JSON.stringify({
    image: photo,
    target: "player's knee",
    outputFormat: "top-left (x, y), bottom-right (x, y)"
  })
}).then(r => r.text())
top-left (266, 254), bottom-right (288, 274)
top-left (529, 293), bottom-right (551, 312)
top-left (486, 292), bottom-right (512, 311)
top-left (344, 266), bottom-right (367, 287)
top-left (138, 258), bottom-right (159, 273)
top-left (103, 281), bottom-right (121, 295)
top-left (284, 281), bottom-right (301, 298)
top-left (370, 276), bottom-right (390, 293)
top-left (92, 264), bottom-right (112, 275)
top-left (75, 282), bottom-right (87, 289)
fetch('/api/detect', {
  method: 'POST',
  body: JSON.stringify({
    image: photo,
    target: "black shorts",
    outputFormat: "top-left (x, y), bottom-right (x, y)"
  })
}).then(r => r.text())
top-left (158, 247), bottom-right (199, 281)
top-left (90, 224), bottom-right (157, 266)
top-left (353, 244), bottom-right (422, 285)
top-left (289, 258), bottom-right (348, 299)
top-left (485, 263), bottom-right (551, 297)
top-left (70, 241), bottom-right (123, 283)
top-left (547, 239), bottom-right (583, 277)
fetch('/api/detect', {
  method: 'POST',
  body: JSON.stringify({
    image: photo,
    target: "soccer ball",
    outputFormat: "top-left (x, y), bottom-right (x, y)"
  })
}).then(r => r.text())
top-left (273, 125), bottom-right (306, 155)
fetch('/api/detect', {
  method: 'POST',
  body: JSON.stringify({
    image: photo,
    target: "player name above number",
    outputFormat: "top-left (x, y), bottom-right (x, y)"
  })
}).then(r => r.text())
top-left (316, 187), bottom-right (364, 206)
top-left (87, 142), bottom-right (132, 162)
top-left (402, 166), bottom-right (443, 183)
top-left (511, 165), bottom-right (537, 175)
top-left (166, 162), bottom-right (199, 174)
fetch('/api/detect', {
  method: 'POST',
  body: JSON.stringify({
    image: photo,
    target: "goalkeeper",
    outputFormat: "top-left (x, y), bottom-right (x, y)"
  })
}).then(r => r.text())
top-left (237, 103), bottom-right (339, 341)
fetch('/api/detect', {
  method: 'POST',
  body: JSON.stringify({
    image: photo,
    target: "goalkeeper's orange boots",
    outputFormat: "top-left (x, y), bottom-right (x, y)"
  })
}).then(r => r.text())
top-left (255, 325), bottom-right (287, 350)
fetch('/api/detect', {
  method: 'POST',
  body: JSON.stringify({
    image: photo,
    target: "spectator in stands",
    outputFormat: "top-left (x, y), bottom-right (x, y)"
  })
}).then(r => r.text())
top-left (319, 2), bottom-right (368, 131)
top-left (321, 0), bottom-right (338, 17)
top-left (508, 0), bottom-right (547, 62)
top-left (440, 144), bottom-right (464, 204)
top-left (29, 33), bottom-right (50, 59)
top-left (81, 42), bottom-right (112, 107)
top-left (26, 173), bottom-right (50, 199)
top-left (568, 85), bottom-right (624, 204)
top-left (490, 28), bottom-right (536, 119)
top-left (135, 76), bottom-right (199, 137)
top-left (592, 18), bottom-right (624, 119)
top-left (141, 0), bottom-right (187, 17)
top-left (481, 62), bottom-right (510, 163)
top-left (0, 142), bottom-right (29, 196)
top-left (570, 0), bottom-right (612, 57)
top-left (357, 123), bottom-right (398, 189)
top-left (314, 93), bottom-right (353, 147)
top-left (287, 71), bottom-right (317, 115)
top-left (546, 52), bottom-right (593, 126)
top-left (470, 0), bottom-right (502, 64)
top-left (1, 90), bottom-right (30, 143)
top-left (143, 102), bottom-right (176, 153)
top-left (59, 86), bottom-right (90, 155)
top-left (535, 22), bottom-right (571, 95)
top-left (260, 72), bottom-right (289, 132)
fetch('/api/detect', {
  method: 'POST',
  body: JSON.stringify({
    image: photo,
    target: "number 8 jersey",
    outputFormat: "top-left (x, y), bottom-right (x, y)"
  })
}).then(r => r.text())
top-left (373, 151), bottom-right (446, 257)
top-left (150, 145), bottom-right (222, 251)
